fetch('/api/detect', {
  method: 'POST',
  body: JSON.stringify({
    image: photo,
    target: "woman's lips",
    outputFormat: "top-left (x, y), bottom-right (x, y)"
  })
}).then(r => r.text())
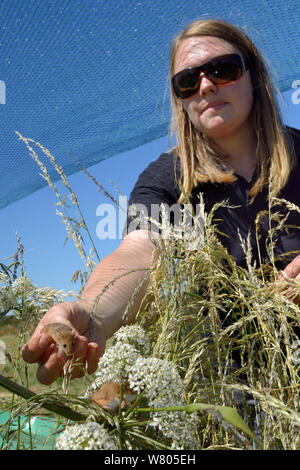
top-left (202, 102), bottom-right (227, 113)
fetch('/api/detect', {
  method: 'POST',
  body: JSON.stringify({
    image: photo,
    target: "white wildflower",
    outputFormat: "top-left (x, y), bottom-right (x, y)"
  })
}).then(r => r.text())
top-left (85, 342), bottom-right (140, 396)
top-left (11, 275), bottom-right (36, 297)
top-left (0, 285), bottom-right (16, 311)
top-left (56, 421), bottom-right (118, 450)
top-left (0, 270), bottom-right (64, 318)
top-left (128, 356), bottom-right (185, 400)
top-left (114, 324), bottom-right (151, 356)
top-left (128, 356), bottom-right (200, 450)
top-left (85, 325), bottom-right (200, 450)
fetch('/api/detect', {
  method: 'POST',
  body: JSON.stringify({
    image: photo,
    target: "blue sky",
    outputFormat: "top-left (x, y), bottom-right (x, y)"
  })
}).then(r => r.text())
top-left (0, 134), bottom-right (170, 296)
top-left (1, 88), bottom-right (299, 297)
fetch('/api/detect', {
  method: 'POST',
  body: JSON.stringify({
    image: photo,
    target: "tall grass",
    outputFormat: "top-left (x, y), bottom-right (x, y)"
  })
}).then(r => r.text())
top-left (137, 204), bottom-right (300, 449)
top-left (0, 135), bottom-right (299, 450)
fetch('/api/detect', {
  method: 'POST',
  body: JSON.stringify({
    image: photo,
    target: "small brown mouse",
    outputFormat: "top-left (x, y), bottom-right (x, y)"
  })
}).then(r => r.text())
top-left (40, 322), bottom-right (76, 356)
top-left (91, 380), bottom-right (137, 412)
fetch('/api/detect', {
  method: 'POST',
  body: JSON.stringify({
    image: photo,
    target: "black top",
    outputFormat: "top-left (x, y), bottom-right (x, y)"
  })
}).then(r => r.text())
top-left (124, 126), bottom-right (300, 269)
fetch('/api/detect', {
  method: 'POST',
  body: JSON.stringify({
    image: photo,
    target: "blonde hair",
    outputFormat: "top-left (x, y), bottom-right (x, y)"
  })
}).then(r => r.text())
top-left (169, 19), bottom-right (294, 202)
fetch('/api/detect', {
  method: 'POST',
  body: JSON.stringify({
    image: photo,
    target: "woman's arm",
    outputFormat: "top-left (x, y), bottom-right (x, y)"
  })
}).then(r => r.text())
top-left (77, 229), bottom-right (155, 338)
top-left (21, 230), bottom-right (155, 384)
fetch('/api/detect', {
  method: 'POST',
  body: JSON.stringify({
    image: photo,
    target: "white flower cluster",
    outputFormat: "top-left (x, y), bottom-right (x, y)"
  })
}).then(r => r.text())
top-left (87, 342), bottom-right (140, 388)
top-left (0, 273), bottom-right (63, 317)
top-left (85, 325), bottom-right (150, 393)
top-left (113, 324), bottom-right (151, 356)
top-left (56, 421), bottom-right (118, 450)
top-left (128, 356), bottom-right (200, 450)
top-left (83, 324), bottom-right (200, 450)
top-left (0, 274), bottom-right (35, 312)
top-left (9, 275), bottom-right (36, 297)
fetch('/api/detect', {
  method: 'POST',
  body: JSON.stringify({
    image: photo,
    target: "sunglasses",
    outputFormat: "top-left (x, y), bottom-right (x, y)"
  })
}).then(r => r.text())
top-left (172, 53), bottom-right (248, 99)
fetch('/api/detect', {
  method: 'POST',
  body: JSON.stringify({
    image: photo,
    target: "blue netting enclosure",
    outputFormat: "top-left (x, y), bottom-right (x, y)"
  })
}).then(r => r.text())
top-left (0, 0), bottom-right (299, 209)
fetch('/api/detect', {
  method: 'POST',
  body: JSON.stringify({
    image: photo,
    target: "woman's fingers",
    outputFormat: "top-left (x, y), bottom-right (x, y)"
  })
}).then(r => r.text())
top-left (35, 335), bottom-right (93, 384)
top-left (66, 340), bottom-right (102, 379)
top-left (277, 254), bottom-right (300, 281)
top-left (21, 302), bottom-right (106, 384)
top-left (21, 333), bottom-right (53, 364)
top-left (86, 342), bottom-right (102, 375)
top-left (67, 335), bottom-right (89, 379)
top-left (23, 332), bottom-right (103, 384)
top-left (36, 343), bottom-right (67, 385)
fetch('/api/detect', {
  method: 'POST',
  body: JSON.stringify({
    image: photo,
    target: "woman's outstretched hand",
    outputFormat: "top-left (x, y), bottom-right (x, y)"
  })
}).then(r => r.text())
top-left (21, 301), bottom-right (105, 385)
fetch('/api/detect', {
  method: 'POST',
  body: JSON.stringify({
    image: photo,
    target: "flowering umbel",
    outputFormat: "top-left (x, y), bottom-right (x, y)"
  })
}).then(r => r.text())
top-left (57, 325), bottom-right (200, 450)
top-left (55, 421), bottom-right (118, 450)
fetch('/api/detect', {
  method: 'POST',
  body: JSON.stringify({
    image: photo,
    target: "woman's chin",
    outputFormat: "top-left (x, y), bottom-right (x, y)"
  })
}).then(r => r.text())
top-left (198, 120), bottom-right (234, 140)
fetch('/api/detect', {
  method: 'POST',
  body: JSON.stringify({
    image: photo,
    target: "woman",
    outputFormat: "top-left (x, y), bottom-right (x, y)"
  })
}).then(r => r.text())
top-left (22, 19), bottom-right (300, 384)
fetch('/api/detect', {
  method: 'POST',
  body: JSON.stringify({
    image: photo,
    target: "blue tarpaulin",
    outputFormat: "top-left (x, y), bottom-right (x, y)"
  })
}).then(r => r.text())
top-left (0, 410), bottom-right (61, 449)
top-left (0, 0), bottom-right (299, 209)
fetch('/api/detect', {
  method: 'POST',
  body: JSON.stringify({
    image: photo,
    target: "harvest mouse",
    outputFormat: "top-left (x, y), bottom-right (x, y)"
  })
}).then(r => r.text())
top-left (91, 381), bottom-right (137, 412)
top-left (40, 322), bottom-right (76, 356)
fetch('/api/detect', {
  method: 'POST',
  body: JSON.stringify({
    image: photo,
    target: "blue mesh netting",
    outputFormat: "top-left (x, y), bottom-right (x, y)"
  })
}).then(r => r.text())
top-left (0, 0), bottom-right (299, 209)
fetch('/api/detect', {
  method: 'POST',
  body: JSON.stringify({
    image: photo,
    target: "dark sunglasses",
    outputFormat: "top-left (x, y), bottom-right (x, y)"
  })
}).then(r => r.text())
top-left (172, 53), bottom-right (248, 99)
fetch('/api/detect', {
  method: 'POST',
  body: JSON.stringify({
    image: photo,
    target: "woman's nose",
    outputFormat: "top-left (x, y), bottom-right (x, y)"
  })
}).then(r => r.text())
top-left (198, 72), bottom-right (217, 96)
